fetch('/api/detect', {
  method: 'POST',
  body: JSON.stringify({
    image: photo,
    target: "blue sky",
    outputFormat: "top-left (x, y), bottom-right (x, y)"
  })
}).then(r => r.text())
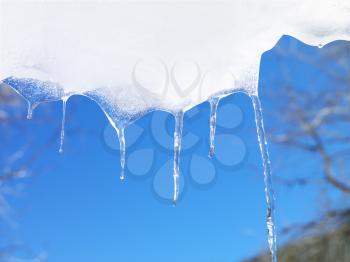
top-left (2, 36), bottom-right (349, 261)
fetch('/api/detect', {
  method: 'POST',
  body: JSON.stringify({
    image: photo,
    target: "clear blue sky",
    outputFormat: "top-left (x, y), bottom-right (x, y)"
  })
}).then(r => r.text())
top-left (2, 36), bottom-right (348, 262)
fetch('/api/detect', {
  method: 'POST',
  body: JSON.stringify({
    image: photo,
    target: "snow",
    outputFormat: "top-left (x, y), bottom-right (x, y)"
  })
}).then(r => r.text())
top-left (1, 0), bottom-right (349, 119)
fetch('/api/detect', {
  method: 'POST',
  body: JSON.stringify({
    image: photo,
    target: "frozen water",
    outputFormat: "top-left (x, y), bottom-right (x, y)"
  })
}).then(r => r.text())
top-left (59, 96), bottom-right (69, 153)
top-left (172, 111), bottom-right (184, 204)
top-left (251, 95), bottom-right (277, 262)
top-left (2, 77), bottom-right (64, 119)
top-left (117, 127), bottom-right (126, 181)
top-left (208, 97), bottom-right (220, 158)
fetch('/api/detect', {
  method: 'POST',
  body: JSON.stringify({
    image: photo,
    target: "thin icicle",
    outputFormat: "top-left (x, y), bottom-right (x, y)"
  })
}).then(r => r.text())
top-left (251, 95), bottom-right (277, 262)
top-left (26, 102), bottom-right (40, 120)
top-left (27, 102), bottom-right (34, 119)
top-left (59, 96), bottom-right (68, 153)
top-left (208, 97), bottom-right (220, 158)
top-left (117, 127), bottom-right (126, 181)
top-left (172, 111), bottom-right (184, 205)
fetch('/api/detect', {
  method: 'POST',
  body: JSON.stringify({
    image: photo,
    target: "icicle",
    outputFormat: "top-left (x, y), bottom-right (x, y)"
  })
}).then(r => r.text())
top-left (116, 127), bottom-right (126, 181)
top-left (251, 95), bottom-right (277, 262)
top-left (172, 111), bottom-right (184, 205)
top-left (27, 102), bottom-right (34, 119)
top-left (59, 96), bottom-right (68, 153)
top-left (208, 97), bottom-right (220, 158)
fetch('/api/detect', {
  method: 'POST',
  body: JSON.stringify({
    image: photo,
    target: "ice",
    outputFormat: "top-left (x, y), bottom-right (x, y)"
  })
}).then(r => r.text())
top-left (59, 96), bottom-right (69, 153)
top-left (251, 95), bottom-right (277, 262)
top-left (117, 127), bottom-right (126, 181)
top-left (26, 103), bottom-right (34, 120)
top-left (172, 111), bottom-right (184, 204)
top-left (2, 77), bottom-right (64, 119)
top-left (208, 97), bottom-right (220, 158)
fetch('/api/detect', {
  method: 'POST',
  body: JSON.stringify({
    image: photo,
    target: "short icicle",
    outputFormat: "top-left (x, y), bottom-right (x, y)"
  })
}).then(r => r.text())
top-left (59, 96), bottom-right (68, 153)
top-left (208, 97), bottom-right (220, 158)
top-left (27, 102), bottom-right (35, 119)
top-left (172, 111), bottom-right (184, 205)
top-left (251, 95), bottom-right (277, 262)
top-left (117, 127), bottom-right (126, 181)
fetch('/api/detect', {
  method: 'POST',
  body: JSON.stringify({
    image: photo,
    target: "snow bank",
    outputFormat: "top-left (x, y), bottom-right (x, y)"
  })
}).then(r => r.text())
top-left (1, 0), bottom-right (349, 121)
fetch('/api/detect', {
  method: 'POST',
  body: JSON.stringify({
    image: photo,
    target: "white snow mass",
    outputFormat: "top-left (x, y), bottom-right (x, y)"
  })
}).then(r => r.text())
top-left (1, 0), bottom-right (349, 119)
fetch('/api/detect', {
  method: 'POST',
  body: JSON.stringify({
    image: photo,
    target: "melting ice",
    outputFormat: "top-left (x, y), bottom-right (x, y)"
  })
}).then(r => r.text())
top-left (1, 1), bottom-right (350, 261)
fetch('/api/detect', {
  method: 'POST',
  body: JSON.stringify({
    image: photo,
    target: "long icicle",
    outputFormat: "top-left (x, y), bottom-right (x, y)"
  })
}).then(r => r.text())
top-left (251, 95), bottom-right (277, 262)
top-left (208, 97), bottom-right (220, 158)
top-left (59, 96), bottom-right (68, 153)
top-left (173, 111), bottom-right (184, 205)
top-left (117, 127), bottom-right (126, 181)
